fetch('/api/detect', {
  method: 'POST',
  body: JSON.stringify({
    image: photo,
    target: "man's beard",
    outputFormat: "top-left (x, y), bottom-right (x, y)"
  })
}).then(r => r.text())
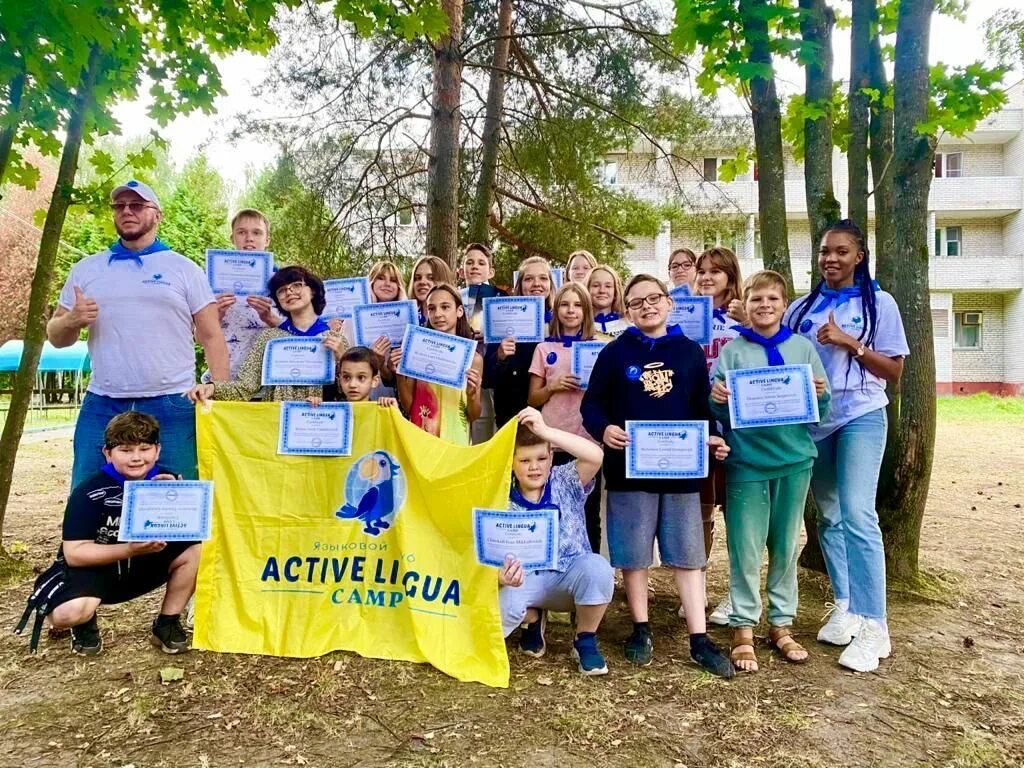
top-left (115, 220), bottom-right (156, 242)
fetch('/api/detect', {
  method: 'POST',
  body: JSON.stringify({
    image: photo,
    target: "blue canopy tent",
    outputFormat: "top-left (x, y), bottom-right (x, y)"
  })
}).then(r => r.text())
top-left (0, 340), bottom-right (90, 409)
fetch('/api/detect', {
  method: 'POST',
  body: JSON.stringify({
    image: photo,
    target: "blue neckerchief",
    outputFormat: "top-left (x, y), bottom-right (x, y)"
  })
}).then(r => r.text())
top-left (510, 477), bottom-right (555, 511)
top-left (279, 317), bottom-right (331, 337)
top-left (594, 312), bottom-right (620, 334)
top-left (713, 305), bottom-right (730, 324)
top-left (811, 279), bottom-right (880, 313)
top-left (546, 332), bottom-right (583, 348)
top-left (737, 326), bottom-right (793, 366)
top-left (544, 308), bottom-right (553, 324)
top-left (107, 238), bottom-right (171, 266)
top-left (625, 323), bottom-right (683, 351)
top-left (418, 310), bottom-right (428, 327)
top-left (101, 462), bottom-right (161, 483)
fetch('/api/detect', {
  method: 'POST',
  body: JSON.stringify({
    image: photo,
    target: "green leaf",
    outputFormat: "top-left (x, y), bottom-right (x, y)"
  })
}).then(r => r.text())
top-left (159, 667), bottom-right (185, 684)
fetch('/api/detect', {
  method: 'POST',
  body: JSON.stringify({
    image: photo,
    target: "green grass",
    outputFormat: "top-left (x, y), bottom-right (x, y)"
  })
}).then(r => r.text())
top-left (937, 393), bottom-right (1024, 422)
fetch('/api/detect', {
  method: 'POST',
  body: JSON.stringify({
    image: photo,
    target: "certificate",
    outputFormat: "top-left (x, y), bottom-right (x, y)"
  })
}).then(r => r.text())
top-left (571, 341), bottom-right (607, 390)
top-left (323, 277), bottom-right (370, 319)
top-left (668, 292), bottom-right (712, 345)
top-left (397, 324), bottom-right (476, 390)
top-left (352, 300), bottom-right (417, 347)
top-left (625, 420), bottom-right (709, 479)
top-left (278, 401), bottom-right (352, 456)
top-left (473, 508), bottom-right (559, 571)
top-left (481, 296), bottom-right (545, 344)
top-left (550, 267), bottom-right (564, 290)
top-left (727, 364), bottom-right (819, 429)
top-left (205, 249), bottom-right (272, 295)
top-left (119, 481), bottom-right (213, 541)
top-left (261, 337), bottom-right (335, 386)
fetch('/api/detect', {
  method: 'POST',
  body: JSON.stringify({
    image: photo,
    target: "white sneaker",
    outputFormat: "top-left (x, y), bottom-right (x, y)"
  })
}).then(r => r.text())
top-left (817, 600), bottom-right (859, 646)
top-left (838, 617), bottom-right (891, 672)
top-left (708, 595), bottom-right (732, 626)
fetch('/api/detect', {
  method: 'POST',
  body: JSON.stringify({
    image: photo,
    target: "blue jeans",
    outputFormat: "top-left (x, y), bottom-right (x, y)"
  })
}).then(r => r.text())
top-left (71, 392), bottom-right (198, 491)
top-left (810, 408), bottom-right (888, 619)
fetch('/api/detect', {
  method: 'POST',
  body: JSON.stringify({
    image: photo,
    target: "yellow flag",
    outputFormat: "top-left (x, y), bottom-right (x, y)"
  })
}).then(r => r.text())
top-left (193, 402), bottom-right (515, 688)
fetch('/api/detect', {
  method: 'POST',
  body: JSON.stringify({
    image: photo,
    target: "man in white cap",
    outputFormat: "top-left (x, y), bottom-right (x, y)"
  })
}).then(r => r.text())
top-left (48, 180), bottom-right (229, 489)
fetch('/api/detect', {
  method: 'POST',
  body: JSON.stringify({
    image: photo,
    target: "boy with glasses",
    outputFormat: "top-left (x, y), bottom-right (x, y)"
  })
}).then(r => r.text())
top-left (581, 274), bottom-right (735, 677)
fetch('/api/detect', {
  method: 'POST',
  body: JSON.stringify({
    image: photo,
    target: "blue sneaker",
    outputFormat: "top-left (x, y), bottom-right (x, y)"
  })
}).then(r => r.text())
top-left (572, 632), bottom-right (608, 676)
top-left (518, 611), bottom-right (546, 657)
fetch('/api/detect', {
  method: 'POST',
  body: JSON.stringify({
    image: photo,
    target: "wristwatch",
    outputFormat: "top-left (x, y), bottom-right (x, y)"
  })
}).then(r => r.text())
top-left (854, 344), bottom-right (867, 358)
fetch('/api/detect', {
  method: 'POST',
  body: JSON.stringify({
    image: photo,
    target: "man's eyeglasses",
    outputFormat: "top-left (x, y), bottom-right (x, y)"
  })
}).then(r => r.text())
top-left (110, 202), bottom-right (156, 214)
top-left (275, 281), bottom-right (308, 298)
top-left (625, 293), bottom-right (667, 311)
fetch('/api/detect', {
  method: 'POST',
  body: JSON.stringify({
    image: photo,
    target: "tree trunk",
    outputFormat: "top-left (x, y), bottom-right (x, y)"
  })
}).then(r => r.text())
top-left (426, 0), bottom-right (464, 269)
top-left (468, 0), bottom-right (513, 245)
top-left (797, 0), bottom-right (838, 573)
top-left (738, 0), bottom-right (793, 295)
top-left (876, 0), bottom-right (937, 583)
top-left (0, 47), bottom-right (100, 573)
top-left (800, 0), bottom-right (840, 291)
top-left (847, 0), bottom-right (872, 232)
top-left (0, 71), bottom-right (26, 189)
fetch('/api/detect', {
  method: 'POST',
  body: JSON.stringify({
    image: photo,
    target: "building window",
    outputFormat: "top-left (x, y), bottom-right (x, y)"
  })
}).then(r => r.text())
top-left (702, 231), bottom-right (740, 253)
top-left (934, 226), bottom-right (962, 257)
top-left (397, 207), bottom-right (414, 227)
top-left (703, 157), bottom-right (718, 182)
top-left (935, 152), bottom-right (964, 178)
top-left (954, 311), bottom-right (982, 349)
top-left (602, 161), bottom-right (618, 186)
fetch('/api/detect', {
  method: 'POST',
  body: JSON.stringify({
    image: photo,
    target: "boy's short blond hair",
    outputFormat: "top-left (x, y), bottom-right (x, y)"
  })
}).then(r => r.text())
top-left (230, 208), bottom-right (271, 233)
top-left (743, 270), bottom-right (789, 303)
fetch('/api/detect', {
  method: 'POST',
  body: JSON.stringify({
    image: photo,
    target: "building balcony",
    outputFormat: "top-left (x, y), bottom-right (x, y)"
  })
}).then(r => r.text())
top-left (937, 109), bottom-right (1022, 145)
top-left (928, 176), bottom-right (1023, 218)
top-left (928, 255), bottom-right (1024, 291)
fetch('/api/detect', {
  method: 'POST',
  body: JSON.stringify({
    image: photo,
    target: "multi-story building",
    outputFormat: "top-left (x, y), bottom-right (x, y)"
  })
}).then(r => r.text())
top-left (611, 79), bottom-right (1024, 396)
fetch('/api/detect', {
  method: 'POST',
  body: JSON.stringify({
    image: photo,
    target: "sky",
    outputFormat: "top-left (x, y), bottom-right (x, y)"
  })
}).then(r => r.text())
top-left (112, 0), bottom-right (1019, 195)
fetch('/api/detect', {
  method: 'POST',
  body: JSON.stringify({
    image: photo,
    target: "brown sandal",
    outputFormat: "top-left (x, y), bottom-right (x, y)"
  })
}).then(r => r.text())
top-left (730, 627), bottom-right (759, 672)
top-left (769, 626), bottom-right (808, 663)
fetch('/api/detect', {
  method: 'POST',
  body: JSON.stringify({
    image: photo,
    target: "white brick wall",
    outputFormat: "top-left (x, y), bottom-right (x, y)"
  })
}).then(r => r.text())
top-left (937, 144), bottom-right (1004, 176)
top-left (1004, 290), bottom-right (1024, 384)
top-left (951, 293), bottom-right (1005, 382)
top-left (931, 221), bottom-right (1005, 258)
top-left (931, 292), bottom-right (954, 384)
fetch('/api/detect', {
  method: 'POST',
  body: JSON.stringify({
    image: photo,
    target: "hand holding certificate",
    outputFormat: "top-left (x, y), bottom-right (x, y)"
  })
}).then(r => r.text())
top-left (397, 325), bottom-right (476, 390)
top-left (482, 296), bottom-right (545, 344)
top-left (278, 401), bottom-right (353, 456)
top-left (625, 420), bottom-right (709, 479)
top-left (667, 292), bottom-right (713, 345)
top-left (473, 508), bottom-right (559, 571)
top-left (352, 300), bottom-right (417, 347)
top-left (323, 277), bottom-right (370, 319)
top-left (206, 249), bottom-right (272, 295)
top-left (119, 481), bottom-right (213, 541)
top-left (261, 337), bottom-right (335, 386)
top-left (726, 364), bottom-right (819, 429)
top-left (571, 341), bottom-right (607, 390)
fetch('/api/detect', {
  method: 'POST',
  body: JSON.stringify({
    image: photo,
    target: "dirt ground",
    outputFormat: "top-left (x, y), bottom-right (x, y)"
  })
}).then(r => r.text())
top-left (1, 417), bottom-right (1021, 768)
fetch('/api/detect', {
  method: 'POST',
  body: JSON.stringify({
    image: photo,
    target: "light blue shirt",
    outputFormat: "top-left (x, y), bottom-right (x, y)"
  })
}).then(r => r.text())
top-left (508, 461), bottom-right (594, 571)
top-left (59, 248), bottom-right (215, 398)
top-left (786, 288), bottom-right (909, 440)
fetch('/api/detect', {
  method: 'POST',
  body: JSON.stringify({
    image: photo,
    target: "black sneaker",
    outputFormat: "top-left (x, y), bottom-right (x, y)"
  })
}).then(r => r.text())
top-left (71, 615), bottom-right (102, 656)
top-left (691, 635), bottom-right (735, 679)
top-left (150, 615), bottom-right (190, 654)
top-left (624, 624), bottom-right (653, 666)
top-left (518, 611), bottom-right (547, 657)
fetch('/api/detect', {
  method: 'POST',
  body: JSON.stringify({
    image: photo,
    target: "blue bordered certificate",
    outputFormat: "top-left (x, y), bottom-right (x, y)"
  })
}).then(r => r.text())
top-left (473, 508), bottom-right (559, 571)
top-left (261, 337), bottom-right (335, 385)
top-left (397, 324), bottom-right (476, 390)
top-left (727, 364), bottom-right (819, 429)
top-left (571, 341), bottom-right (607, 390)
top-left (481, 296), bottom-right (545, 344)
top-left (668, 292), bottom-right (712, 345)
top-left (323, 277), bottom-right (370, 319)
top-left (352, 300), bottom-right (417, 347)
top-left (550, 267), bottom-right (565, 290)
top-left (205, 249), bottom-right (272, 295)
top-left (278, 401), bottom-right (352, 456)
top-left (119, 481), bottom-right (213, 542)
top-left (625, 420), bottom-right (709, 479)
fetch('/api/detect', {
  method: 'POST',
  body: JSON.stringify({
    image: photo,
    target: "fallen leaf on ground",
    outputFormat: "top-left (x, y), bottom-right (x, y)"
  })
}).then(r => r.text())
top-left (159, 667), bottom-right (184, 684)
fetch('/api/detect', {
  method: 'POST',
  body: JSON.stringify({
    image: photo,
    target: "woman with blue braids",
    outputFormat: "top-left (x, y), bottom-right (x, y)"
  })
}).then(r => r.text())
top-left (785, 219), bottom-right (909, 673)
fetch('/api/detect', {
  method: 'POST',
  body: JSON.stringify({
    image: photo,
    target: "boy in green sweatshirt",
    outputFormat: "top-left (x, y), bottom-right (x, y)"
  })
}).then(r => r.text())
top-left (710, 270), bottom-right (830, 673)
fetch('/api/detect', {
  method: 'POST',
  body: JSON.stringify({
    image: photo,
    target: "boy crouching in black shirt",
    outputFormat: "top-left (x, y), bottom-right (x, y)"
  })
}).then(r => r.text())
top-left (46, 412), bottom-right (200, 656)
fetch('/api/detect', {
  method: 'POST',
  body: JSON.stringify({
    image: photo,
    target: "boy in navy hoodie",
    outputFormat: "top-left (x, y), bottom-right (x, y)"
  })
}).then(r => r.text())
top-left (581, 273), bottom-right (734, 678)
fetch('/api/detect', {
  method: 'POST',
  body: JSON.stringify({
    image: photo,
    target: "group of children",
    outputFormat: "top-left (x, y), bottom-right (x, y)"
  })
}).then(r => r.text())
top-left (28, 210), bottom-right (908, 682)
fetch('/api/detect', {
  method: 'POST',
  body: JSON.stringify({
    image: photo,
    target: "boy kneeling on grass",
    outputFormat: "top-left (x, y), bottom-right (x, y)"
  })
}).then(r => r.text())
top-left (19, 412), bottom-right (200, 656)
top-left (497, 407), bottom-right (614, 676)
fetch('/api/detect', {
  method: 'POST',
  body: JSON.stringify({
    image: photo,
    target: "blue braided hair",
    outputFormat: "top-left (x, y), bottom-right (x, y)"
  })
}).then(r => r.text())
top-left (789, 218), bottom-right (879, 350)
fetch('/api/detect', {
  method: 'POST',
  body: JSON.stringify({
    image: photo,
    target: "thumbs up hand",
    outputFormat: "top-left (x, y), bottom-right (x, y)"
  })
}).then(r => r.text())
top-left (816, 310), bottom-right (853, 349)
top-left (70, 286), bottom-right (99, 327)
